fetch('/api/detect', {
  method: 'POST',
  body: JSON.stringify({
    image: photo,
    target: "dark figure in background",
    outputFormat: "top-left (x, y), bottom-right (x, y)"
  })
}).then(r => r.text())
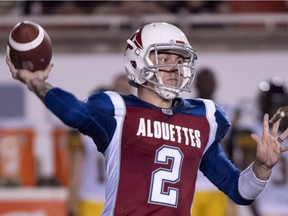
top-left (160, 1), bottom-right (230, 14)
top-left (194, 68), bottom-right (217, 99)
top-left (192, 68), bottom-right (238, 216)
top-left (22, 1), bottom-right (98, 15)
top-left (232, 77), bottom-right (288, 216)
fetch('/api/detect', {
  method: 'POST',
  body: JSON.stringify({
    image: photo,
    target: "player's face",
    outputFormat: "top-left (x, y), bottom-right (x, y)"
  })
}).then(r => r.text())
top-left (149, 52), bottom-right (185, 87)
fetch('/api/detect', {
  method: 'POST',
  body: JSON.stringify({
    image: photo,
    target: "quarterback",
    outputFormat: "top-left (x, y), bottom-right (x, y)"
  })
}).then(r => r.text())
top-left (6, 22), bottom-right (288, 216)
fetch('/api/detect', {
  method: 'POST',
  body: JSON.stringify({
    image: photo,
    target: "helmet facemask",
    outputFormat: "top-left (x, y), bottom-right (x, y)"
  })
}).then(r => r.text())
top-left (140, 43), bottom-right (197, 100)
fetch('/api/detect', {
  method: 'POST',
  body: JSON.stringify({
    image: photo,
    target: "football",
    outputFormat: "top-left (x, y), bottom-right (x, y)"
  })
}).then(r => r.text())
top-left (7, 20), bottom-right (52, 72)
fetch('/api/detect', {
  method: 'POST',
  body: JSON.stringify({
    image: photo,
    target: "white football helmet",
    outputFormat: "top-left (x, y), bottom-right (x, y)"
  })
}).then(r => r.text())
top-left (124, 22), bottom-right (197, 100)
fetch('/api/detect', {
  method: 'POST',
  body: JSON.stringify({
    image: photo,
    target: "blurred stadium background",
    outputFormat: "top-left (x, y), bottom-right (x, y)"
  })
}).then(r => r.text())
top-left (0, 1), bottom-right (288, 216)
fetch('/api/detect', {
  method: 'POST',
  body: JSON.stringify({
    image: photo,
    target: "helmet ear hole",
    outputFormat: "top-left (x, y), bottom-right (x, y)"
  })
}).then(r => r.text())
top-left (128, 80), bottom-right (138, 87)
top-left (130, 61), bottom-right (137, 69)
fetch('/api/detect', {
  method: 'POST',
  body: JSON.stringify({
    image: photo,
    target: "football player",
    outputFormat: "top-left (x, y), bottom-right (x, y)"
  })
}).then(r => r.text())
top-left (6, 22), bottom-right (288, 216)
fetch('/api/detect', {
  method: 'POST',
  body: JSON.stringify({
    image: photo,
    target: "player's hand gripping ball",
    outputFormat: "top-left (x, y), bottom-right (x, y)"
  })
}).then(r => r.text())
top-left (7, 20), bottom-right (52, 72)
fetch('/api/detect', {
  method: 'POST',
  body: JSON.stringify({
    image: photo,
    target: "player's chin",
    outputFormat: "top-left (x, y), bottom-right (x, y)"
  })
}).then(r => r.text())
top-left (164, 79), bottom-right (179, 87)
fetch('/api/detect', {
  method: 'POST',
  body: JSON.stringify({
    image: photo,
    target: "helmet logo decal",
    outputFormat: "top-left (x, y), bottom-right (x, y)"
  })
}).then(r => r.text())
top-left (126, 27), bottom-right (144, 50)
top-left (176, 40), bottom-right (185, 45)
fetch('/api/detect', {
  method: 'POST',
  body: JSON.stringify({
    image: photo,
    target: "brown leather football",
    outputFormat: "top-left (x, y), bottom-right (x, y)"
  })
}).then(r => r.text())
top-left (7, 20), bottom-right (52, 72)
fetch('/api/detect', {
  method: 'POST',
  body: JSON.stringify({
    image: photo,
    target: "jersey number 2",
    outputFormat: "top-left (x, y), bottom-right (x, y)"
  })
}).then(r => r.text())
top-left (148, 145), bottom-right (184, 207)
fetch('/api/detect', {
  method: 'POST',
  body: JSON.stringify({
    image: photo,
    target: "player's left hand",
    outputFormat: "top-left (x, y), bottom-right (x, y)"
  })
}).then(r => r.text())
top-left (251, 113), bottom-right (288, 180)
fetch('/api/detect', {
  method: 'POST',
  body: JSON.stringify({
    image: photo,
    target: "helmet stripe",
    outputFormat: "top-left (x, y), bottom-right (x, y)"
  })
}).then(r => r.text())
top-left (9, 21), bottom-right (45, 52)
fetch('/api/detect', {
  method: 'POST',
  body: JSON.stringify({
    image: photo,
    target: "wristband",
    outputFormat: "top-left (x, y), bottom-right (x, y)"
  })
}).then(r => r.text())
top-left (238, 162), bottom-right (270, 200)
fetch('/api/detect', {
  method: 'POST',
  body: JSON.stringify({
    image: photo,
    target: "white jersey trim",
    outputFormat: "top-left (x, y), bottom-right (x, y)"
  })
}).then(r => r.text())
top-left (202, 99), bottom-right (217, 155)
top-left (101, 91), bottom-right (126, 216)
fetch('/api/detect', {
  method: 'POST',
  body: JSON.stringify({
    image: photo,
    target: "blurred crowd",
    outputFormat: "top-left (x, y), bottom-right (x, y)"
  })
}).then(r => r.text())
top-left (1, 1), bottom-right (288, 16)
top-left (192, 68), bottom-right (288, 216)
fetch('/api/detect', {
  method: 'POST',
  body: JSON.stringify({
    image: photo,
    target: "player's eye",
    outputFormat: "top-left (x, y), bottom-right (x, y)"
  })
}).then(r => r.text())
top-left (157, 54), bottom-right (169, 63)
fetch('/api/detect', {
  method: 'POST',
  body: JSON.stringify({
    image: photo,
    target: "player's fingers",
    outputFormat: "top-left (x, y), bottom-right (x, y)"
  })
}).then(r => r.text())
top-left (251, 133), bottom-right (261, 144)
top-left (279, 128), bottom-right (288, 142)
top-left (37, 63), bottom-right (53, 80)
top-left (6, 55), bottom-right (11, 65)
top-left (5, 56), bottom-right (21, 80)
top-left (6, 56), bottom-right (15, 71)
top-left (271, 118), bottom-right (280, 136)
top-left (262, 113), bottom-right (270, 136)
top-left (278, 128), bottom-right (288, 153)
top-left (10, 68), bottom-right (20, 80)
top-left (281, 145), bottom-right (288, 153)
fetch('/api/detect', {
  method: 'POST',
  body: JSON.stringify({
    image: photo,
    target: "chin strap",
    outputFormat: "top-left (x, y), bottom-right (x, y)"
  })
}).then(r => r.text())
top-left (158, 88), bottom-right (178, 100)
top-left (139, 82), bottom-right (178, 100)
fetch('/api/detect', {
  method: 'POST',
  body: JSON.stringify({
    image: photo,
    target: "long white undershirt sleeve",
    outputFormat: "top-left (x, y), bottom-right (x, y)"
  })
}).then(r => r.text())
top-left (238, 162), bottom-right (270, 200)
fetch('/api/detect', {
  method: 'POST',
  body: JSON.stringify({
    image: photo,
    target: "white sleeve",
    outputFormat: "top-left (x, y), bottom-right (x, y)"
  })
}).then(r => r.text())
top-left (238, 162), bottom-right (270, 200)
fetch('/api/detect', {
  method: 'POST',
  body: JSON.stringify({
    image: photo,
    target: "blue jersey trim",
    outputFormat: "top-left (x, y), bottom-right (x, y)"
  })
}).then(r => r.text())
top-left (200, 142), bottom-right (253, 205)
